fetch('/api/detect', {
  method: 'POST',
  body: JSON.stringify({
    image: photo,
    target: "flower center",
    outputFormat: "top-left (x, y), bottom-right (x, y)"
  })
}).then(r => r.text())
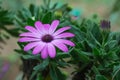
top-left (41, 34), bottom-right (53, 43)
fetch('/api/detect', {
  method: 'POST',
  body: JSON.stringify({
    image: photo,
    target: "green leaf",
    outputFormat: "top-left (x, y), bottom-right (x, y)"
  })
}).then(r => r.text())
top-left (92, 66), bottom-right (100, 75)
top-left (95, 75), bottom-right (108, 80)
top-left (42, 12), bottom-right (52, 24)
top-left (56, 53), bottom-right (70, 59)
top-left (29, 4), bottom-right (40, 20)
top-left (22, 54), bottom-right (40, 60)
top-left (50, 66), bottom-right (67, 80)
top-left (17, 42), bottom-right (25, 49)
top-left (105, 40), bottom-right (117, 49)
top-left (59, 21), bottom-right (70, 28)
top-left (33, 59), bottom-right (49, 71)
top-left (29, 4), bottom-right (35, 16)
top-left (71, 25), bottom-right (86, 42)
top-left (27, 18), bottom-right (35, 26)
top-left (80, 51), bottom-right (92, 56)
top-left (80, 26), bottom-right (87, 33)
top-left (56, 47), bottom-right (73, 59)
top-left (51, 3), bottom-right (58, 9)
top-left (14, 49), bottom-right (25, 54)
top-left (57, 61), bottom-right (69, 67)
top-left (112, 65), bottom-right (120, 80)
top-left (93, 48), bottom-right (100, 57)
top-left (7, 28), bottom-right (20, 37)
top-left (85, 39), bottom-right (95, 49)
top-left (89, 32), bottom-right (101, 47)
top-left (30, 70), bottom-right (38, 80)
top-left (15, 17), bottom-right (26, 27)
top-left (71, 49), bottom-right (90, 63)
top-left (36, 73), bottom-right (44, 80)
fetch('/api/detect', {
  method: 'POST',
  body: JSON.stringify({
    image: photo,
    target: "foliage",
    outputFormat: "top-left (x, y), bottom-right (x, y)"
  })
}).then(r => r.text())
top-left (0, 4), bottom-right (14, 52)
top-left (70, 16), bottom-right (120, 80)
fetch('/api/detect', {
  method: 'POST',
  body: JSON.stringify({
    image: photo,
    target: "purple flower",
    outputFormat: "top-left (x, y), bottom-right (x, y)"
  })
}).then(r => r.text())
top-left (19, 20), bottom-right (75, 59)
top-left (0, 62), bottom-right (10, 79)
top-left (100, 20), bottom-right (110, 29)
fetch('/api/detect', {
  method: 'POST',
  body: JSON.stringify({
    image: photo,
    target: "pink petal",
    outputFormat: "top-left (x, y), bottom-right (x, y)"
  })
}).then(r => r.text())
top-left (56, 39), bottom-right (75, 46)
top-left (24, 42), bottom-right (39, 51)
top-left (52, 40), bottom-right (68, 52)
top-left (32, 42), bottom-right (46, 54)
top-left (47, 43), bottom-right (56, 58)
top-left (41, 45), bottom-right (48, 59)
top-left (25, 26), bottom-right (38, 33)
top-left (49, 20), bottom-right (59, 34)
top-left (35, 21), bottom-right (47, 34)
top-left (44, 24), bottom-right (50, 31)
top-left (35, 21), bottom-right (43, 30)
top-left (18, 37), bottom-right (40, 42)
top-left (55, 32), bottom-right (75, 39)
top-left (53, 26), bottom-right (71, 36)
top-left (20, 32), bottom-right (41, 38)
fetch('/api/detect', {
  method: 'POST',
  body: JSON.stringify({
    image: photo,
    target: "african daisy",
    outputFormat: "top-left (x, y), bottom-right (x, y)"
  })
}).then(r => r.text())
top-left (19, 20), bottom-right (75, 59)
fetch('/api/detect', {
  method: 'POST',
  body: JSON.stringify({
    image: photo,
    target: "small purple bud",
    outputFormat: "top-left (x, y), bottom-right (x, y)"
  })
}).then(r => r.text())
top-left (100, 20), bottom-right (110, 29)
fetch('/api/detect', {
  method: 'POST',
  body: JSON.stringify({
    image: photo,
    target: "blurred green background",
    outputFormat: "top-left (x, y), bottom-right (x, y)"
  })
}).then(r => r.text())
top-left (0, 0), bottom-right (120, 31)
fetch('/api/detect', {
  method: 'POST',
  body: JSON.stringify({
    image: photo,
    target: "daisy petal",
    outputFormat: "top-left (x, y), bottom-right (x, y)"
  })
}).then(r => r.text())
top-left (35, 21), bottom-right (47, 34)
top-left (41, 45), bottom-right (48, 59)
top-left (44, 24), bottom-right (50, 31)
top-left (32, 42), bottom-right (46, 54)
top-left (47, 43), bottom-right (56, 58)
top-left (49, 20), bottom-right (59, 34)
top-left (52, 40), bottom-right (68, 52)
top-left (56, 39), bottom-right (75, 46)
top-left (53, 26), bottom-right (71, 36)
top-left (55, 32), bottom-right (75, 39)
top-left (18, 37), bottom-right (40, 42)
top-left (20, 32), bottom-right (41, 38)
top-left (35, 21), bottom-right (43, 31)
top-left (24, 42), bottom-right (39, 51)
top-left (25, 26), bottom-right (38, 33)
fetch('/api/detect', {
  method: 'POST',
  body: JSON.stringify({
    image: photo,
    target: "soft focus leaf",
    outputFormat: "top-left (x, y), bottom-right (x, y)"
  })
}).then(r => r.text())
top-left (42, 12), bottom-right (52, 24)
top-left (33, 59), bottom-right (49, 71)
top-left (27, 18), bottom-right (35, 26)
top-left (112, 65), bottom-right (120, 80)
top-left (95, 75), bottom-right (108, 80)
top-left (50, 66), bottom-right (66, 80)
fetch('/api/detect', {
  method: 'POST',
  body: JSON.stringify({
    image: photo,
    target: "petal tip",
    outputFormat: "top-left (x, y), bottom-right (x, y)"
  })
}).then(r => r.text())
top-left (32, 52), bottom-right (39, 55)
top-left (50, 56), bottom-right (55, 59)
top-left (64, 50), bottom-right (68, 52)
top-left (41, 56), bottom-right (47, 59)
top-left (18, 39), bottom-right (22, 42)
top-left (71, 43), bottom-right (75, 46)
top-left (52, 20), bottom-right (60, 25)
top-left (49, 54), bottom-right (56, 58)
top-left (19, 33), bottom-right (24, 36)
top-left (72, 34), bottom-right (75, 37)
top-left (35, 21), bottom-right (42, 24)
top-left (25, 26), bottom-right (29, 29)
top-left (63, 49), bottom-right (69, 52)
top-left (23, 47), bottom-right (28, 51)
top-left (54, 20), bottom-right (59, 22)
